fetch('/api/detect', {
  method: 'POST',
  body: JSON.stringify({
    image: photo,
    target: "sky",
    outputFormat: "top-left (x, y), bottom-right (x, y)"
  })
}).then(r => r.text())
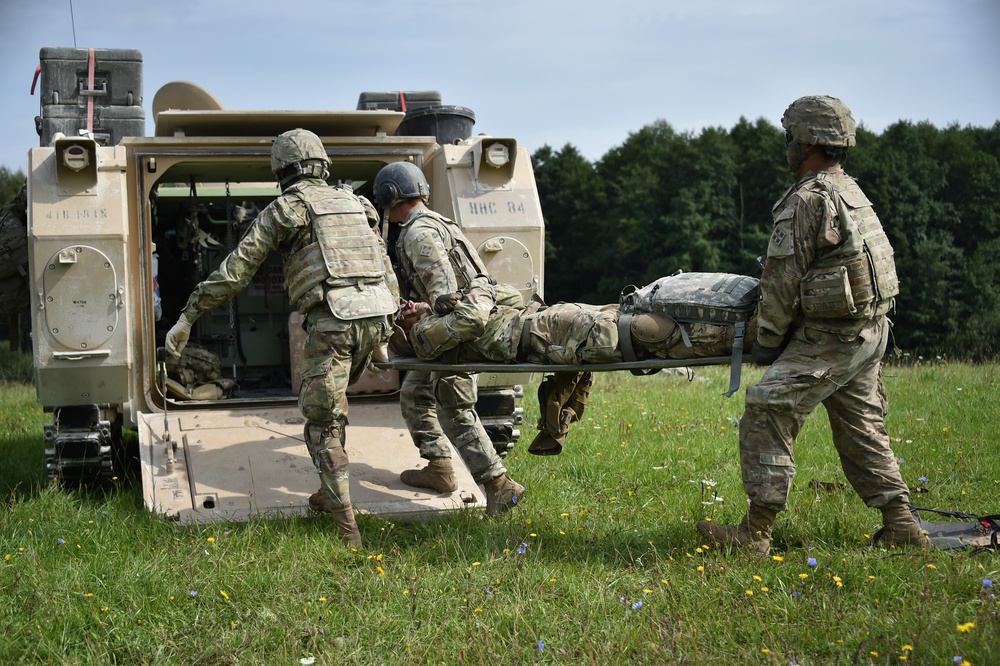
top-left (1, 0), bottom-right (998, 173)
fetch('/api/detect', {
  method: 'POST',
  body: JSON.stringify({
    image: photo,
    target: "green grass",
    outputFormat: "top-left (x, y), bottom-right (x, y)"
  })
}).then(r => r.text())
top-left (0, 339), bottom-right (33, 384)
top-left (1, 362), bottom-right (997, 664)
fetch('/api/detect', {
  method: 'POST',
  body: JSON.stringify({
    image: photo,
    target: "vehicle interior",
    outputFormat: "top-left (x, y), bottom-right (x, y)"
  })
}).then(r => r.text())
top-left (147, 157), bottom-right (400, 404)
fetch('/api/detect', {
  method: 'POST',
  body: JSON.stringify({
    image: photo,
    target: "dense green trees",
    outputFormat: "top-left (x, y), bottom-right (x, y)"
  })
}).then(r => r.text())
top-left (532, 119), bottom-right (1000, 358)
top-left (0, 167), bottom-right (25, 204)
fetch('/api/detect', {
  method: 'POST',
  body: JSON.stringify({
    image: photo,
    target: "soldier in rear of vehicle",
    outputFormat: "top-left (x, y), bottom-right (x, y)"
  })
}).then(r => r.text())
top-left (165, 129), bottom-right (398, 547)
top-left (697, 96), bottom-right (929, 556)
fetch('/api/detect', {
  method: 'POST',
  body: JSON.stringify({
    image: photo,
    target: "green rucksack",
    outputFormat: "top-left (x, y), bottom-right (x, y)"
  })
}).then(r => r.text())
top-left (619, 271), bottom-right (759, 396)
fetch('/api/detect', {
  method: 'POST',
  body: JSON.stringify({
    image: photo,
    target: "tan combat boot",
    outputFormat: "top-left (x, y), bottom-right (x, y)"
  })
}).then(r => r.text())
top-left (400, 457), bottom-right (458, 493)
top-left (697, 504), bottom-right (778, 557)
top-left (484, 474), bottom-right (525, 518)
top-left (879, 497), bottom-right (930, 549)
top-left (308, 492), bottom-right (362, 547)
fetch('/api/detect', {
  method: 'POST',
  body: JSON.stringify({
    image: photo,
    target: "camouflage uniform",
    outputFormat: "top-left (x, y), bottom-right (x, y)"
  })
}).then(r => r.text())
top-left (409, 276), bottom-right (755, 365)
top-left (394, 202), bottom-right (515, 483)
top-left (740, 164), bottom-right (907, 512)
top-left (177, 178), bottom-right (397, 511)
top-left (409, 276), bottom-right (755, 453)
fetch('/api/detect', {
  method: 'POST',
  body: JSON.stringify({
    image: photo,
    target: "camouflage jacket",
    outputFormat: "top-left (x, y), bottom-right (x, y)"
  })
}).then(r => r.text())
top-left (394, 202), bottom-right (490, 304)
top-left (181, 179), bottom-right (397, 321)
top-left (409, 277), bottom-right (621, 364)
top-left (758, 166), bottom-right (881, 348)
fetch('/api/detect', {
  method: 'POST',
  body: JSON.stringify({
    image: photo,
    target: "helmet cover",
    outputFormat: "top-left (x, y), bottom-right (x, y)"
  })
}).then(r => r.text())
top-left (270, 129), bottom-right (330, 175)
top-left (781, 95), bottom-right (857, 148)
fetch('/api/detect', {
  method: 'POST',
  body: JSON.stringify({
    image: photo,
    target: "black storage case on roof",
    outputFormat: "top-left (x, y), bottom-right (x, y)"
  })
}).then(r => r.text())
top-left (39, 47), bottom-right (143, 107)
top-left (356, 90), bottom-right (441, 113)
top-left (36, 47), bottom-right (146, 146)
top-left (39, 105), bottom-right (146, 148)
top-left (396, 106), bottom-right (476, 145)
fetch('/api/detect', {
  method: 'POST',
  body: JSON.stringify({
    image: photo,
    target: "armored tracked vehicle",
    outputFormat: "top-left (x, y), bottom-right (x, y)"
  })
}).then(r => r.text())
top-left (22, 48), bottom-right (545, 523)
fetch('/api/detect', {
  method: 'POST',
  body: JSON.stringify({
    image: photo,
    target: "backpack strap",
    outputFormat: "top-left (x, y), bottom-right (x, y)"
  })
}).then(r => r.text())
top-left (723, 318), bottom-right (747, 398)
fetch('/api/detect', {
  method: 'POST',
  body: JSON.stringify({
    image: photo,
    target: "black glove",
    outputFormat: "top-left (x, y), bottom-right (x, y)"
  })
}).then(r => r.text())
top-left (434, 291), bottom-right (462, 315)
top-left (751, 340), bottom-right (782, 366)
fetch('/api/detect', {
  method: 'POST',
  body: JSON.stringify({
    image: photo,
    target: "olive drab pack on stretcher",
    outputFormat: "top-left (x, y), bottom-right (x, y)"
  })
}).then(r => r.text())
top-left (618, 271), bottom-right (759, 396)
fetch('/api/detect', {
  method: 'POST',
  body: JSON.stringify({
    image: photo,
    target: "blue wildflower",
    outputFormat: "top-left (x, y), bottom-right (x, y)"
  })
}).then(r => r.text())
top-left (189, 590), bottom-right (198, 597)
top-left (516, 542), bottom-right (528, 554)
top-left (898, 457), bottom-right (905, 464)
top-left (791, 591), bottom-right (802, 598)
top-left (537, 639), bottom-right (545, 652)
top-left (631, 601), bottom-right (643, 611)
top-left (56, 538), bottom-right (64, 546)
top-left (807, 557), bottom-right (817, 567)
top-left (953, 657), bottom-right (963, 665)
top-left (984, 579), bottom-right (993, 588)
top-left (918, 476), bottom-right (928, 484)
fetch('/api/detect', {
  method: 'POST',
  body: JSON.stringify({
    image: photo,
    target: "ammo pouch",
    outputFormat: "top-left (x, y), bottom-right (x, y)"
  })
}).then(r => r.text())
top-left (411, 317), bottom-right (463, 361)
top-left (800, 255), bottom-right (875, 318)
top-left (803, 179), bottom-right (898, 319)
top-left (619, 271), bottom-right (759, 396)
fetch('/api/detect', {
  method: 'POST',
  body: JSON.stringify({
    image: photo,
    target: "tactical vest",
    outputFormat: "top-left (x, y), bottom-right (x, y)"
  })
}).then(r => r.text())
top-left (398, 209), bottom-right (489, 299)
top-left (798, 172), bottom-right (899, 319)
top-left (282, 185), bottom-right (390, 316)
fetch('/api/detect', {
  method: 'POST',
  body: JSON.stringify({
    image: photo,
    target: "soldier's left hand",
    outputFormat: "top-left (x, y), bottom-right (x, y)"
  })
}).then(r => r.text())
top-left (434, 291), bottom-right (462, 315)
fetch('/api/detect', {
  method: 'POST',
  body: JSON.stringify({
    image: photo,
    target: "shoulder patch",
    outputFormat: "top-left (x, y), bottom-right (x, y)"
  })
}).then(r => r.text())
top-left (767, 211), bottom-right (794, 258)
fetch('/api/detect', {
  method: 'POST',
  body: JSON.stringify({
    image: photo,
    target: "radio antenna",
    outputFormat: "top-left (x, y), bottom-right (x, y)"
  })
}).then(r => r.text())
top-left (69, 0), bottom-right (78, 47)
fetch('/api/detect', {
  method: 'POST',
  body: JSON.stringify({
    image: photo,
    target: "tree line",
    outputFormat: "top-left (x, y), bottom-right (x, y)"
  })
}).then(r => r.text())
top-left (4, 117), bottom-right (1000, 360)
top-left (531, 118), bottom-right (1000, 360)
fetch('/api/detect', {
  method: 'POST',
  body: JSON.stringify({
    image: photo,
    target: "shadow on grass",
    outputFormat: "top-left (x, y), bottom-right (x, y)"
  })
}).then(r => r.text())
top-left (1, 429), bottom-right (143, 507)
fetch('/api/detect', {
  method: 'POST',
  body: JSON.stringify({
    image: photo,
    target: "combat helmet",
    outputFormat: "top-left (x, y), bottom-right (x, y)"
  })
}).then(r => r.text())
top-left (781, 95), bottom-right (857, 148)
top-left (271, 128), bottom-right (330, 189)
top-left (372, 161), bottom-right (429, 209)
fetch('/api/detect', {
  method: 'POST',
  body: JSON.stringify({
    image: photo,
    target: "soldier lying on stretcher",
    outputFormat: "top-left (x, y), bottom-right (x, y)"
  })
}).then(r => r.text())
top-left (391, 274), bottom-right (758, 455)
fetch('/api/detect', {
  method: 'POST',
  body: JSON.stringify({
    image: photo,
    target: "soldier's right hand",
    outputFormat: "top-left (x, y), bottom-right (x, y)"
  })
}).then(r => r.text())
top-left (434, 291), bottom-right (462, 315)
top-left (751, 340), bottom-right (782, 366)
top-left (165, 315), bottom-right (194, 358)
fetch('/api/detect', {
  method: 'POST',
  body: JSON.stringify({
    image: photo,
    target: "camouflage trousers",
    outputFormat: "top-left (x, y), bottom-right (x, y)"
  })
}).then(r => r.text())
top-left (299, 307), bottom-right (390, 503)
top-left (536, 371), bottom-right (594, 444)
top-left (739, 317), bottom-right (909, 512)
top-left (400, 370), bottom-right (506, 484)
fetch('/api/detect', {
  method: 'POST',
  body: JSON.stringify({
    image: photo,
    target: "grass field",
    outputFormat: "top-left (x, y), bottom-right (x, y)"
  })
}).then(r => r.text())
top-left (1, 357), bottom-right (997, 665)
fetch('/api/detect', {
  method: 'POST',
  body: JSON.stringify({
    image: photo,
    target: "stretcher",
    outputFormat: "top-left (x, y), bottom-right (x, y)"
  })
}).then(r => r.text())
top-left (374, 353), bottom-right (751, 397)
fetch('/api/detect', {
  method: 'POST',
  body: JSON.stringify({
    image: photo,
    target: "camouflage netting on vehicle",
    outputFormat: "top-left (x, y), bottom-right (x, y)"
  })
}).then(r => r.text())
top-left (0, 186), bottom-right (29, 316)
